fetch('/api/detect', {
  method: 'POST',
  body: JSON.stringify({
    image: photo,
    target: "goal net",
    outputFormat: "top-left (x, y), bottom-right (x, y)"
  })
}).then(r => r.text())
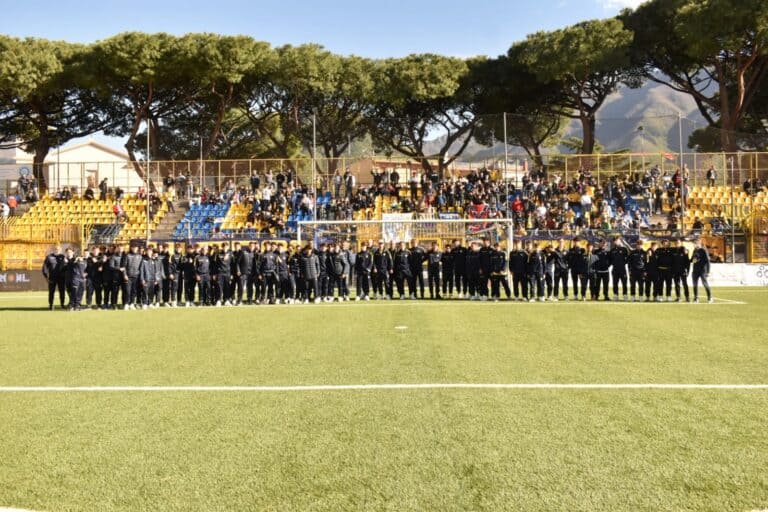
top-left (297, 217), bottom-right (515, 250)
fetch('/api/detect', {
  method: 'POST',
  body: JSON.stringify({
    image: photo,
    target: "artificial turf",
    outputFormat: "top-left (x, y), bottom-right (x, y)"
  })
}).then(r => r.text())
top-left (0, 288), bottom-right (766, 511)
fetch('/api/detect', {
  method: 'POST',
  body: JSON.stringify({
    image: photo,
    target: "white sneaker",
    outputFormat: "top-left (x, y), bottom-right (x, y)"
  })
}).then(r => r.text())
top-left (551, 297), bottom-right (558, 302)
top-left (364, 296), bottom-right (370, 301)
top-left (337, 297), bottom-right (344, 302)
top-left (708, 298), bottom-right (714, 303)
top-left (528, 298), bottom-right (535, 303)
top-left (613, 295), bottom-right (619, 301)
top-left (480, 296), bottom-right (488, 302)
top-left (693, 298), bottom-right (699, 303)
top-left (314, 298), bottom-right (321, 304)
top-left (123, 305), bottom-right (130, 311)
top-left (623, 295), bottom-right (628, 302)
top-left (355, 296), bottom-right (361, 301)
top-left (400, 295), bottom-right (405, 300)
top-left (142, 305), bottom-right (148, 310)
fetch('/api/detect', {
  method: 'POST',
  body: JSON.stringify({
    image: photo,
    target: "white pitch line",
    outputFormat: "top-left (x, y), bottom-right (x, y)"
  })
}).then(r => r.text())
top-left (0, 383), bottom-right (766, 393)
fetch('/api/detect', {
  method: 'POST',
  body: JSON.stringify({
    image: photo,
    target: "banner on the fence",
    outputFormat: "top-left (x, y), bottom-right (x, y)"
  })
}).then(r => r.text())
top-left (708, 264), bottom-right (768, 286)
top-left (382, 213), bottom-right (413, 243)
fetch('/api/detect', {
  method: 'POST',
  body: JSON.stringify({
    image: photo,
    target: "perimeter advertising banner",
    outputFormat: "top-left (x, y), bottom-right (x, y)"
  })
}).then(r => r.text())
top-left (708, 264), bottom-right (768, 287)
top-left (0, 269), bottom-right (48, 291)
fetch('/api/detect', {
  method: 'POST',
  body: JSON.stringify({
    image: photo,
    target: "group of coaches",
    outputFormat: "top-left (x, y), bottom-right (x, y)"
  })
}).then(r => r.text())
top-left (41, 235), bottom-right (714, 311)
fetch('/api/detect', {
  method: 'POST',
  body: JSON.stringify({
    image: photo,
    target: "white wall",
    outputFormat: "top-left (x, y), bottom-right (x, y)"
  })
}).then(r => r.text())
top-left (44, 143), bottom-right (146, 194)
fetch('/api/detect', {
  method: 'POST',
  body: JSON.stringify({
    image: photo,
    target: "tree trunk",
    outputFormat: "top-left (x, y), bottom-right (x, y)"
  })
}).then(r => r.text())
top-left (580, 115), bottom-right (596, 154)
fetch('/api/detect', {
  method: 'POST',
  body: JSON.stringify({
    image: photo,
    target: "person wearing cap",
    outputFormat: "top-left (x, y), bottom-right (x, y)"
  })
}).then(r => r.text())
top-left (394, 241), bottom-right (412, 300)
top-left (489, 242), bottom-right (511, 301)
top-left (609, 235), bottom-right (629, 301)
top-left (628, 240), bottom-right (647, 301)
top-left (567, 237), bottom-right (586, 299)
top-left (691, 238), bottom-right (713, 303)
top-left (593, 239), bottom-right (612, 301)
top-left (671, 239), bottom-right (691, 302)
top-left (552, 239), bottom-right (569, 301)
top-left (426, 241), bottom-right (442, 299)
top-left (509, 240), bottom-right (529, 301)
top-left (373, 240), bottom-right (393, 300)
top-left (526, 242), bottom-right (545, 302)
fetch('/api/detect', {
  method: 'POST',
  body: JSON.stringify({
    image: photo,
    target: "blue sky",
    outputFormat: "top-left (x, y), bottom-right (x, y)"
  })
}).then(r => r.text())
top-left (0, 0), bottom-right (641, 58)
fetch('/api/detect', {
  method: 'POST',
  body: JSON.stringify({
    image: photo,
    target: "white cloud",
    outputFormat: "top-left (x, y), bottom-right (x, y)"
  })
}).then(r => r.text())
top-left (599, 0), bottom-right (645, 10)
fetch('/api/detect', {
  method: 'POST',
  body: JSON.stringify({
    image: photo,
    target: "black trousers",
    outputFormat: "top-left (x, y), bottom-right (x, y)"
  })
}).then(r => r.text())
top-left (579, 275), bottom-right (589, 298)
top-left (68, 280), bottom-right (84, 309)
top-left (184, 278), bottom-right (197, 303)
top-left (612, 272), bottom-right (628, 296)
top-left (48, 277), bottom-right (66, 308)
top-left (247, 275), bottom-right (258, 302)
top-left (356, 272), bottom-right (371, 297)
top-left (659, 269), bottom-right (673, 297)
top-left (442, 269), bottom-right (454, 295)
top-left (674, 273), bottom-right (689, 300)
top-left (528, 274), bottom-right (544, 298)
top-left (395, 273), bottom-right (410, 297)
top-left (319, 274), bottom-right (330, 298)
top-left (218, 275), bottom-right (232, 302)
top-left (141, 281), bottom-right (156, 306)
top-left (235, 275), bottom-right (247, 303)
top-left (261, 274), bottom-right (277, 301)
top-left (86, 278), bottom-right (103, 306)
top-left (491, 275), bottom-right (511, 298)
top-left (304, 278), bottom-right (318, 300)
top-left (645, 274), bottom-right (657, 298)
top-left (571, 270), bottom-right (582, 297)
top-left (692, 272), bottom-right (711, 300)
top-left (428, 268), bottom-right (441, 297)
top-left (454, 270), bottom-right (468, 294)
top-left (126, 277), bottom-right (139, 306)
top-left (630, 271), bottom-right (644, 297)
top-left (409, 269), bottom-right (425, 297)
top-left (554, 270), bottom-right (568, 298)
top-left (588, 274), bottom-right (599, 299)
top-left (468, 273), bottom-right (482, 297)
top-left (544, 272), bottom-right (554, 297)
top-left (596, 272), bottom-right (610, 299)
top-left (372, 271), bottom-right (387, 296)
top-left (164, 275), bottom-right (180, 303)
top-left (512, 273), bottom-right (528, 299)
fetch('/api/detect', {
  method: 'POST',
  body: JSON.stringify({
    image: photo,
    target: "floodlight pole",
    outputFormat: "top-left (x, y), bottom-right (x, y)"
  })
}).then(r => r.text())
top-left (146, 118), bottom-right (151, 244)
top-left (730, 156), bottom-right (736, 263)
top-left (312, 111), bottom-right (317, 221)
top-left (678, 111), bottom-right (685, 236)
top-left (503, 112), bottom-right (509, 219)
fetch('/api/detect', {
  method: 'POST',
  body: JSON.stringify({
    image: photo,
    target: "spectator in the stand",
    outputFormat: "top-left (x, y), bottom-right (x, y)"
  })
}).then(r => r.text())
top-left (6, 195), bottom-right (17, 216)
top-left (332, 171), bottom-right (342, 198)
top-left (99, 178), bottom-right (109, 200)
top-left (706, 166), bottom-right (717, 187)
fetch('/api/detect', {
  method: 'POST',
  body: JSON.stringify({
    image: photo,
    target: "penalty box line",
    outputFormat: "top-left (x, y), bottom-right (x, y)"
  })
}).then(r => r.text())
top-left (0, 383), bottom-right (767, 392)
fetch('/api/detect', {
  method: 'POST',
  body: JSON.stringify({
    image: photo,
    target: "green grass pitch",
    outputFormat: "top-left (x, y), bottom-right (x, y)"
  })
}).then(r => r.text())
top-left (0, 289), bottom-right (767, 511)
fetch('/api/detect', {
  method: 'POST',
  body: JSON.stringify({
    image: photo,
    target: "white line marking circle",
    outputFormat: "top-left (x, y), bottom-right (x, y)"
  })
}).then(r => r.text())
top-left (394, 325), bottom-right (408, 330)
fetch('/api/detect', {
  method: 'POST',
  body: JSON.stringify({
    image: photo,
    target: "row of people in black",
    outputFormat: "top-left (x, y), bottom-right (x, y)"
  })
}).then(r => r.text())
top-left (41, 235), bottom-right (714, 311)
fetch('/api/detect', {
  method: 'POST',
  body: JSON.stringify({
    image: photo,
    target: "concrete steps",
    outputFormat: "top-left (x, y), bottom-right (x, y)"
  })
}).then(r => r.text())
top-left (151, 201), bottom-right (188, 240)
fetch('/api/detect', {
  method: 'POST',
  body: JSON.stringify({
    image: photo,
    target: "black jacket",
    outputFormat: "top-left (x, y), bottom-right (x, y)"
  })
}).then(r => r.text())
top-left (234, 249), bottom-right (252, 276)
top-left (452, 246), bottom-right (467, 273)
top-left (628, 249), bottom-right (646, 273)
top-left (394, 250), bottom-right (412, 277)
top-left (356, 250), bottom-right (373, 274)
top-left (527, 251), bottom-right (545, 277)
top-left (552, 248), bottom-right (569, 272)
top-left (373, 249), bottom-right (393, 274)
top-left (672, 247), bottom-right (691, 275)
top-left (466, 249), bottom-right (482, 275)
top-left (567, 247), bottom-right (586, 272)
top-left (656, 247), bottom-right (674, 270)
top-left (490, 250), bottom-right (506, 274)
top-left (42, 253), bottom-right (65, 280)
top-left (124, 252), bottom-right (143, 278)
top-left (195, 254), bottom-right (211, 276)
top-left (691, 248), bottom-right (710, 275)
top-left (409, 246), bottom-right (426, 272)
top-left (427, 249), bottom-right (441, 270)
top-left (509, 250), bottom-right (529, 275)
top-left (609, 246), bottom-right (629, 274)
top-left (593, 248), bottom-right (611, 273)
top-left (65, 257), bottom-right (86, 284)
top-left (300, 252), bottom-right (320, 280)
top-left (441, 250), bottom-right (454, 272)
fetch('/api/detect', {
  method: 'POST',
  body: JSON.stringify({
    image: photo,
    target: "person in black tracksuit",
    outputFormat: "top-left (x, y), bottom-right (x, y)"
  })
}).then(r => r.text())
top-left (394, 242), bottom-right (412, 299)
top-left (317, 245), bottom-right (330, 301)
top-left (426, 242), bottom-right (442, 299)
top-left (691, 239), bottom-right (712, 303)
top-left (672, 240), bottom-right (691, 302)
top-left (628, 241), bottom-right (647, 301)
top-left (195, 247), bottom-right (213, 306)
top-left (373, 241), bottom-right (393, 299)
top-left (168, 246), bottom-right (184, 306)
top-left (409, 239), bottom-right (426, 299)
top-left (139, 247), bottom-right (160, 308)
top-left (355, 242), bottom-right (373, 300)
top-left (123, 245), bottom-right (143, 309)
top-left (543, 245), bottom-right (555, 300)
top-left (233, 242), bottom-right (251, 305)
top-left (276, 246), bottom-right (291, 303)
top-left (86, 247), bottom-right (106, 308)
top-left (567, 238), bottom-right (586, 298)
top-left (593, 240), bottom-right (612, 301)
top-left (441, 245), bottom-right (454, 297)
top-left (249, 243), bottom-right (262, 304)
top-left (609, 236), bottom-right (629, 300)
top-left (478, 239), bottom-right (494, 298)
top-left (572, 242), bottom-right (590, 301)
top-left (552, 239), bottom-right (569, 300)
top-left (107, 245), bottom-right (125, 308)
top-left (526, 244), bottom-right (545, 301)
top-left (466, 242), bottom-right (483, 299)
top-left (209, 247), bottom-right (222, 305)
top-left (64, 248), bottom-right (86, 310)
top-left (215, 246), bottom-right (234, 305)
top-left (182, 247), bottom-right (197, 306)
top-left (586, 243), bottom-right (600, 300)
top-left (42, 247), bottom-right (66, 310)
top-left (289, 246), bottom-right (303, 302)
top-left (259, 242), bottom-right (279, 303)
top-left (509, 241), bottom-right (529, 301)
top-left (489, 243), bottom-right (511, 300)
top-left (452, 240), bottom-right (468, 297)
top-left (300, 246), bottom-right (320, 302)
top-left (656, 240), bottom-right (674, 300)
top-left (645, 243), bottom-right (660, 301)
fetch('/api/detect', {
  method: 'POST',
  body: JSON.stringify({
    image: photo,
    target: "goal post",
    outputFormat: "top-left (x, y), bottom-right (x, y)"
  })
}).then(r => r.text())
top-left (297, 218), bottom-right (515, 252)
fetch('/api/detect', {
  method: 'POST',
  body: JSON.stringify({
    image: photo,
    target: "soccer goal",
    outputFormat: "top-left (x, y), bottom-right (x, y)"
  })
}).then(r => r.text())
top-left (297, 218), bottom-right (515, 250)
